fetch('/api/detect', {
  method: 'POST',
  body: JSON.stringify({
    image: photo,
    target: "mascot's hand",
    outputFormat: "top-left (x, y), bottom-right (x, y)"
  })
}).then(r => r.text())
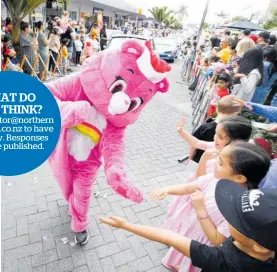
top-left (62, 101), bottom-right (91, 128)
top-left (106, 165), bottom-right (143, 203)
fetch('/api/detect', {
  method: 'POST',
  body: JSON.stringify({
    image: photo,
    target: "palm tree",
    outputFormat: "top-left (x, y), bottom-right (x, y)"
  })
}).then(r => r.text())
top-left (171, 21), bottom-right (183, 30)
top-left (164, 16), bottom-right (176, 28)
top-left (3, 0), bottom-right (69, 45)
top-left (175, 4), bottom-right (188, 23)
top-left (148, 6), bottom-right (173, 25)
top-left (3, 0), bottom-right (46, 45)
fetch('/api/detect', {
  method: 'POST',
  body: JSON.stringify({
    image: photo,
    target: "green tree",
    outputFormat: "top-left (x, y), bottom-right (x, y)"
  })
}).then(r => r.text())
top-left (3, 0), bottom-right (46, 45)
top-left (171, 21), bottom-right (183, 30)
top-left (263, 8), bottom-right (277, 30)
top-left (164, 16), bottom-right (177, 27)
top-left (231, 15), bottom-right (246, 22)
top-left (148, 6), bottom-right (173, 24)
top-left (3, 0), bottom-right (69, 45)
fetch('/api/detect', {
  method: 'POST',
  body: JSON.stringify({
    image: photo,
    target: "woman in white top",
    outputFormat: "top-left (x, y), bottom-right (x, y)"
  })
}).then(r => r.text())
top-left (74, 34), bottom-right (83, 66)
top-left (48, 27), bottom-right (61, 72)
top-left (232, 47), bottom-right (264, 102)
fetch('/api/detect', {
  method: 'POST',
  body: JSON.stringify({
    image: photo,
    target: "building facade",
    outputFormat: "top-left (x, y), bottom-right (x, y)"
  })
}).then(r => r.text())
top-left (1, 0), bottom-right (143, 29)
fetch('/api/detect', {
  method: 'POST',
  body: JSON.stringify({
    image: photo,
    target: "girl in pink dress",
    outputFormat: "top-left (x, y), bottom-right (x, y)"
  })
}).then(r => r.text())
top-left (176, 115), bottom-right (253, 180)
top-left (151, 117), bottom-right (254, 271)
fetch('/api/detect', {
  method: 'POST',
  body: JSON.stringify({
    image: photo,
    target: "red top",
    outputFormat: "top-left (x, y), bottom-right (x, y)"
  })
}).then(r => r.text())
top-left (207, 88), bottom-right (229, 117)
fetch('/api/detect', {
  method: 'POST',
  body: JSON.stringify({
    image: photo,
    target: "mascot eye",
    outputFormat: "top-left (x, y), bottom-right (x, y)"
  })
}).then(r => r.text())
top-left (128, 97), bottom-right (144, 112)
top-left (149, 88), bottom-right (153, 92)
top-left (109, 78), bottom-right (127, 94)
top-left (127, 69), bottom-right (134, 74)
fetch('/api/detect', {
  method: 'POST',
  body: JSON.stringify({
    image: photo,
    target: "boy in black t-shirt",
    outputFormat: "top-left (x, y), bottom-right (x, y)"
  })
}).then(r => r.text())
top-left (99, 180), bottom-right (277, 272)
top-left (190, 95), bottom-right (241, 163)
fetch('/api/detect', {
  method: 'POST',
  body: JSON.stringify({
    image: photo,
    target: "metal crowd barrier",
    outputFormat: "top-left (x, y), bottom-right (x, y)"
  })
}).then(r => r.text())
top-left (180, 61), bottom-right (215, 133)
top-left (2, 51), bottom-right (67, 81)
top-left (178, 66), bottom-right (213, 163)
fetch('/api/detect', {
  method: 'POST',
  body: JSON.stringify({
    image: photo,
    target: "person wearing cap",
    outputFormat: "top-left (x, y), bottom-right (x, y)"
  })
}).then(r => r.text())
top-left (269, 34), bottom-right (277, 46)
top-left (257, 31), bottom-right (270, 49)
top-left (99, 182), bottom-right (277, 271)
top-left (236, 28), bottom-right (256, 57)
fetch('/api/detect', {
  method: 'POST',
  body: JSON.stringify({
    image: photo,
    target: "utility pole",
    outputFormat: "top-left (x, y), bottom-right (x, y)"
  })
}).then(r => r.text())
top-left (196, 0), bottom-right (210, 46)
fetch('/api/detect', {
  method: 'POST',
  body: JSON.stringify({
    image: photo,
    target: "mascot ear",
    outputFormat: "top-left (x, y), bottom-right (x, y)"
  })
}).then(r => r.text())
top-left (121, 40), bottom-right (144, 57)
top-left (156, 78), bottom-right (169, 93)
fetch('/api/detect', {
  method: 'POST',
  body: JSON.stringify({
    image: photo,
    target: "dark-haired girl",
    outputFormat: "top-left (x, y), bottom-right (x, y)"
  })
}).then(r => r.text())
top-left (19, 21), bottom-right (37, 75)
top-left (177, 116), bottom-right (253, 177)
top-left (150, 142), bottom-right (270, 271)
top-left (251, 46), bottom-right (277, 104)
top-left (232, 47), bottom-right (264, 102)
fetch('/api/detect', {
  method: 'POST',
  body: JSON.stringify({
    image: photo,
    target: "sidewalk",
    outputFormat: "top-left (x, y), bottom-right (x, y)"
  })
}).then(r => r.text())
top-left (2, 61), bottom-right (196, 272)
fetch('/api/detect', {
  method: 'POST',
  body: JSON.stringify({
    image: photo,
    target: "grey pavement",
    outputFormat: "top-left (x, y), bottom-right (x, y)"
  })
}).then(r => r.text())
top-left (2, 60), bottom-right (197, 272)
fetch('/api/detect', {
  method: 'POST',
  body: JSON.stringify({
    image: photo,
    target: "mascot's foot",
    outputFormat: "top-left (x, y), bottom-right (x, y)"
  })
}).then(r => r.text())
top-left (75, 230), bottom-right (89, 245)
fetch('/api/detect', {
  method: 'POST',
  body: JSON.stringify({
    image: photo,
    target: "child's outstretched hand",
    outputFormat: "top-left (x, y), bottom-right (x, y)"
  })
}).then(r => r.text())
top-left (99, 216), bottom-right (127, 229)
top-left (232, 98), bottom-right (253, 111)
top-left (150, 188), bottom-right (169, 201)
top-left (177, 117), bottom-right (185, 133)
top-left (190, 190), bottom-right (205, 212)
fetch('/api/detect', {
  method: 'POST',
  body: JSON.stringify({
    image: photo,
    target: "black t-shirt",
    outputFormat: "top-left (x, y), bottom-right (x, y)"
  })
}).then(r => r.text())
top-left (192, 121), bottom-right (217, 163)
top-left (100, 30), bottom-right (107, 45)
top-left (62, 26), bottom-right (74, 48)
top-left (190, 237), bottom-right (277, 272)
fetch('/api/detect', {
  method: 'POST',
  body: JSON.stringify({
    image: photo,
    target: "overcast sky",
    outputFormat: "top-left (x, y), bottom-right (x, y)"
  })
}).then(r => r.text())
top-left (125, 0), bottom-right (270, 24)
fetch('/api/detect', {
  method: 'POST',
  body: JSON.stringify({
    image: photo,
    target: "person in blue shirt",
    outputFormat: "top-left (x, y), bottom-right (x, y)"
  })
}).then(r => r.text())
top-left (233, 98), bottom-right (277, 123)
top-left (234, 98), bottom-right (277, 189)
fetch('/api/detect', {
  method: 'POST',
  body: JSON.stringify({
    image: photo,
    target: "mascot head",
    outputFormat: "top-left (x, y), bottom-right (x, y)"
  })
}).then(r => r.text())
top-left (79, 40), bottom-right (171, 127)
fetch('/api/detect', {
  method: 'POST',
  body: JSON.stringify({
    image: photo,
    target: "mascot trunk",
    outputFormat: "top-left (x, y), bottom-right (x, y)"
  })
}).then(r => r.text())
top-left (45, 40), bottom-right (171, 233)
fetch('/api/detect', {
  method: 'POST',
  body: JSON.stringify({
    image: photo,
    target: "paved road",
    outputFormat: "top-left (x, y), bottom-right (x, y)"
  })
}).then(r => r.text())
top-left (2, 60), bottom-right (197, 272)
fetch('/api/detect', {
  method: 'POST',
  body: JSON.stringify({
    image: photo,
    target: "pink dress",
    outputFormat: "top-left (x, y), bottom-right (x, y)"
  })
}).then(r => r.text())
top-left (162, 173), bottom-right (229, 272)
top-left (162, 142), bottom-right (227, 272)
top-left (167, 141), bottom-right (217, 217)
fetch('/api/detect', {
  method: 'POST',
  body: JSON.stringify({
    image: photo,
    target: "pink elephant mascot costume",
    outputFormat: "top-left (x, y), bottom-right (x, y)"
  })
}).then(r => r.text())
top-left (45, 40), bottom-right (171, 244)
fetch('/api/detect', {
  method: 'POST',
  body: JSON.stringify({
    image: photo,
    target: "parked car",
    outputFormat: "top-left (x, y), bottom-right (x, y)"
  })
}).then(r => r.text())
top-left (106, 35), bottom-right (156, 51)
top-left (154, 38), bottom-right (179, 62)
